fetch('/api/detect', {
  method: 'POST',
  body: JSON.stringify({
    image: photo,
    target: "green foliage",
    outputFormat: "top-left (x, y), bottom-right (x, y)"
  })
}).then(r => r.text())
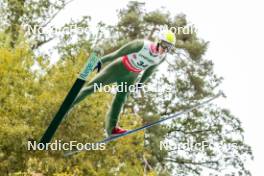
top-left (0, 47), bottom-right (148, 175)
top-left (0, 1), bottom-right (253, 176)
top-left (1, 0), bottom-right (68, 48)
top-left (0, 0), bottom-right (91, 52)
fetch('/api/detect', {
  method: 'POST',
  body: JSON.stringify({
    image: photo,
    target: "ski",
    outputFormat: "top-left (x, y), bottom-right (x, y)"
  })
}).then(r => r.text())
top-left (39, 52), bottom-right (99, 145)
top-left (64, 91), bottom-right (224, 157)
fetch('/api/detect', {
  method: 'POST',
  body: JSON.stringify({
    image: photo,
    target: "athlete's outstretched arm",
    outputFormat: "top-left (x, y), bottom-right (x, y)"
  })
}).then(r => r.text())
top-left (139, 56), bottom-right (167, 83)
top-left (138, 64), bottom-right (158, 84)
top-left (100, 39), bottom-right (144, 64)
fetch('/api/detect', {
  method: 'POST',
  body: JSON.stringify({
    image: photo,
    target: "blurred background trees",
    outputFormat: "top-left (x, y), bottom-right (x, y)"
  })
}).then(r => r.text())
top-left (0, 1), bottom-right (252, 175)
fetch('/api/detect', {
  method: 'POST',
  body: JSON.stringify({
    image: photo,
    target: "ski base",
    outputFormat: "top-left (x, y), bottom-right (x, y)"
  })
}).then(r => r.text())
top-left (40, 53), bottom-right (99, 145)
top-left (64, 92), bottom-right (224, 157)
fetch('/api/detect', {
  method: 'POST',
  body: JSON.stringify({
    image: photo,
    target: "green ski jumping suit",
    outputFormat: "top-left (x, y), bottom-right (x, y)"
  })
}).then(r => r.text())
top-left (72, 39), bottom-right (167, 135)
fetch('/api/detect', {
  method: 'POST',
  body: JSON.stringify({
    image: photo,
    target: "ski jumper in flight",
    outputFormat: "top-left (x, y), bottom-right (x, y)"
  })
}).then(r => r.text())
top-left (71, 30), bottom-right (176, 136)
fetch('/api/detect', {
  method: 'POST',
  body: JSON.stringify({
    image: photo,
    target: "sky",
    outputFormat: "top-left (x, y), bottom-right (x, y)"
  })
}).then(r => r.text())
top-left (45, 0), bottom-right (264, 175)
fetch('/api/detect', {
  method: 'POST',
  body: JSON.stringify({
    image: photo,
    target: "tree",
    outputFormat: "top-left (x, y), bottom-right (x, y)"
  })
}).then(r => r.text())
top-left (0, 1), bottom-right (253, 175)
top-left (1, 0), bottom-right (68, 48)
top-left (114, 2), bottom-right (253, 176)
top-left (0, 0), bottom-right (93, 59)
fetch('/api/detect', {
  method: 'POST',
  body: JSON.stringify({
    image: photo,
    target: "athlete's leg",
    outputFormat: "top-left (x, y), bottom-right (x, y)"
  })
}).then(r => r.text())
top-left (72, 69), bottom-right (114, 106)
top-left (105, 76), bottom-right (138, 135)
top-left (72, 59), bottom-right (132, 106)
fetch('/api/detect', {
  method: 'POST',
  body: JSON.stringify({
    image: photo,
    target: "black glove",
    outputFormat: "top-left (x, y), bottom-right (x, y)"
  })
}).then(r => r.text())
top-left (93, 61), bottom-right (102, 73)
top-left (92, 47), bottom-right (104, 73)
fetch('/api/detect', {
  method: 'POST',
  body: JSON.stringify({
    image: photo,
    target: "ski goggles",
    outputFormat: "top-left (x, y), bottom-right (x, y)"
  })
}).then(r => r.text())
top-left (159, 41), bottom-right (174, 52)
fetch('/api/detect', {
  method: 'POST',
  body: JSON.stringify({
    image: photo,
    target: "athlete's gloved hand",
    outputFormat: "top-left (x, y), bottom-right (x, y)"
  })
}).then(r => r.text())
top-left (92, 47), bottom-right (104, 73)
top-left (93, 61), bottom-right (102, 73)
